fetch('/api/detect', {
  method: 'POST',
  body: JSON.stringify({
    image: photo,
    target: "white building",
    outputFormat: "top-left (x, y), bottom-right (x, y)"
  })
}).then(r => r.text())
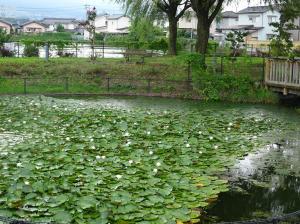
top-left (95, 14), bottom-right (130, 34)
top-left (216, 6), bottom-right (280, 41)
top-left (178, 9), bottom-right (217, 37)
top-left (42, 18), bottom-right (78, 32)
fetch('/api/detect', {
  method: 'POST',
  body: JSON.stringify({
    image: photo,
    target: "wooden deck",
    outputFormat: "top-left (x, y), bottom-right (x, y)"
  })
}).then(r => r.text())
top-left (265, 58), bottom-right (300, 95)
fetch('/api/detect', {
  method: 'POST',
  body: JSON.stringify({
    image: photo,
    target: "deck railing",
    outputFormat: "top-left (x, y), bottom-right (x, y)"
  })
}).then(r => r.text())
top-left (265, 58), bottom-right (300, 89)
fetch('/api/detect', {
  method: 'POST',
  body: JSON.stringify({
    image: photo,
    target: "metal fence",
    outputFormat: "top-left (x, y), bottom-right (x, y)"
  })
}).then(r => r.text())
top-left (0, 76), bottom-right (194, 97)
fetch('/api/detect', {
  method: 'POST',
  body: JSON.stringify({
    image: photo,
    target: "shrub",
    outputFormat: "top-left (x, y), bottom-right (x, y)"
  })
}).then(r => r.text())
top-left (193, 70), bottom-right (276, 103)
top-left (149, 38), bottom-right (168, 54)
top-left (0, 48), bottom-right (14, 57)
top-left (24, 45), bottom-right (39, 57)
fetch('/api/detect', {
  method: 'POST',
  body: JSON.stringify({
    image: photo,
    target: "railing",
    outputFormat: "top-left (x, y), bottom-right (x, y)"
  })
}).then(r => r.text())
top-left (0, 76), bottom-right (194, 97)
top-left (265, 58), bottom-right (300, 90)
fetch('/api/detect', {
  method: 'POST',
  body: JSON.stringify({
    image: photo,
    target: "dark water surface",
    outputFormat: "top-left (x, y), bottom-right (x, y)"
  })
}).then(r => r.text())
top-left (56, 96), bottom-right (300, 223)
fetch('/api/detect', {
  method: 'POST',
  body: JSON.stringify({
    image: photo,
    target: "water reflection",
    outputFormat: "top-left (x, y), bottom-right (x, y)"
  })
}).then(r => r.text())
top-left (206, 132), bottom-right (300, 222)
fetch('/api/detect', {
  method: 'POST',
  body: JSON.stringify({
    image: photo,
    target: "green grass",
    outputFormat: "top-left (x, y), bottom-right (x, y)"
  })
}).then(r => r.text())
top-left (0, 56), bottom-right (275, 103)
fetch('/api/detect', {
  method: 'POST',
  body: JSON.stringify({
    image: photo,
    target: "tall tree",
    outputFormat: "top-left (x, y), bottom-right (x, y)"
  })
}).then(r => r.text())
top-left (190, 0), bottom-right (225, 55)
top-left (116, 0), bottom-right (191, 55)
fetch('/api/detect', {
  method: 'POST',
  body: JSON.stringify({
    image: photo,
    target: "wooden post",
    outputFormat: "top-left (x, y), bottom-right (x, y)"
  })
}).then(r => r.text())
top-left (102, 41), bottom-right (105, 58)
top-left (107, 77), bottom-right (110, 92)
top-left (23, 78), bottom-right (27, 95)
top-left (147, 79), bottom-right (151, 93)
top-left (65, 77), bottom-right (69, 92)
top-left (264, 58), bottom-right (270, 86)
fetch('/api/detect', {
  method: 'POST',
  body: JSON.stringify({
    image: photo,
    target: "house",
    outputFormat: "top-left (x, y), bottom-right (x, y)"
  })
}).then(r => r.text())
top-left (0, 19), bottom-right (12, 34)
top-left (290, 17), bottom-right (300, 41)
top-left (84, 14), bottom-right (131, 40)
top-left (178, 9), bottom-right (217, 37)
top-left (21, 21), bottom-right (48, 33)
top-left (41, 18), bottom-right (78, 32)
top-left (94, 14), bottom-right (130, 34)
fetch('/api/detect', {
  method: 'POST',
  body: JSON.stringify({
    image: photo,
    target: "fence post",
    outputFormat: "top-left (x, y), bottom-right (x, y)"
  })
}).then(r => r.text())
top-left (102, 41), bottom-right (105, 59)
top-left (75, 43), bottom-right (78, 58)
top-left (45, 43), bottom-right (49, 61)
top-left (147, 79), bottom-right (151, 93)
top-left (65, 77), bottom-right (69, 92)
top-left (187, 61), bottom-right (191, 81)
top-left (221, 56), bottom-right (224, 75)
top-left (23, 78), bottom-right (27, 95)
top-left (107, 77), bottom-right (110, 92)
top-left (262, 57), bottom-right (265, 83)
top-left (17, 42), bottom-right (20, 57)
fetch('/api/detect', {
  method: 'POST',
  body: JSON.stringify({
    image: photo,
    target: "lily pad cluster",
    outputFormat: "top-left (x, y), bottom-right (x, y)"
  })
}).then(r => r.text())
top-left (0, 96), bottom-right (284, 223)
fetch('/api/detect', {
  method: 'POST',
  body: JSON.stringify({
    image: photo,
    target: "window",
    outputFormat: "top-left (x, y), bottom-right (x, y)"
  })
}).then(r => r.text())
top-left (268, 16), bottom-right (277, 24)
top-left (249, 15), bottom-right (259, 23)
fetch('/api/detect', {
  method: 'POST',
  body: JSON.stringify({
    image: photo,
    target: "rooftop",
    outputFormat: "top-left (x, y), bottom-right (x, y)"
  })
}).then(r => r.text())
top-left (222, 11), bottom-right (238, 18)
top-left (238, 6), bottom-right (275, 14)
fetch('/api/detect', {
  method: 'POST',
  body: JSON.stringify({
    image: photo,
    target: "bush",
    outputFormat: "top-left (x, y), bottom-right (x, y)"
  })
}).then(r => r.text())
top-left (149, 38), bottom-right (168, 54)
top-left (193, 70), bottom-right (276, 103)
top-left (0, 48), bottom-right (14, 57)
top-left (24, 45), bottom-right (39, 57)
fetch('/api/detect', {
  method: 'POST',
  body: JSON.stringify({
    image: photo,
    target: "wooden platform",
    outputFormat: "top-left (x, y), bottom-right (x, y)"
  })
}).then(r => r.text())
top-left (265, 58), bottom-right (300, 96)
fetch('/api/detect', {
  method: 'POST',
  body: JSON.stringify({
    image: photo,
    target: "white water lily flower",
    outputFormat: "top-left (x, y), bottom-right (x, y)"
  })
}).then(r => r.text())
top-left (66, 137), bottom-right (70, 141)
top-left (156, 162), bottom-right (161, 167)
top-left (227, 127), bottom-right (231, 131)
top-left (125, 141), bottom-right (131, 146)
top-left (147, 131), bottom-right (151, 135)
top-left (124, 132), bottom-right (130, 137)
top-left (24, 181), bottom-right (30, 185)
top-left (101, 156), bottom-right (106, 159)
top-left (134, 122), bottom-right (138, 125)
top-left (149, 151), bottom-right (154, 155)
top-left (186, 143), bottom-right (190, 148)
top-left (33, 117), bottom-right (37, 121)
top-left (153, 168), bottom-right (158, 173)
top-left (128, 160), bottom-right (133, 165)
top-left (116, 175), bottom-right (122, 180)
top-left (209, 136), bottom-right (214, 140)
top-left (199, 151), bottom-right (203, 154)
top-left (101, 134), bottom-right (106, 138)
top-left (225, 137), bottom-right (229, 141)
top-left (229, 122), bottom-right (233, 126)
top-left (17, 162), bottom-right (22, 167)
top-left (7, 119), bottom-right (11, 123)
top-left (214, 145), bottom-right (219, 150)
top-left (253, 136), bottom-right (258, 139)
top-left (91, 146), bottom-right (96, 150)
top-left (198, 131), bottom-right (202, 135)
top-left (23, 121), bottom-right (26, 124)
top-left (96, 155), bottom-right (101, 160)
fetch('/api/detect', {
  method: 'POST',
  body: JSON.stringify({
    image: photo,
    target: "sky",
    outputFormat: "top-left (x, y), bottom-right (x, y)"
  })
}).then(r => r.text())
top-left (0, 0), bottom-right (267, 19)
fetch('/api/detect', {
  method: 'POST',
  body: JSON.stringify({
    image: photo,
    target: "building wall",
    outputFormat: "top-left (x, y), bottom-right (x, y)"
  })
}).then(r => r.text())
top-left (290, 18), bottom-right (300, 41)
top-left (217, 17), bottom-right (238, 29)
top-left (0, 21), bottom-right (11, 34)
top-left (107, 17), bottom-right (130, 33)
top-left (23, 23), bottom-right (46, 33)
top-left (178, 14), bottom-right (217, 35)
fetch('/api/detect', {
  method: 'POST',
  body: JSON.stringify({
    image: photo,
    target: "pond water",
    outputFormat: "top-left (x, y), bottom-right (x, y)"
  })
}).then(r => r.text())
top-left (0, 97), bottom-right (300, 223)
top-left (58, 96), bottom-right (300, 223)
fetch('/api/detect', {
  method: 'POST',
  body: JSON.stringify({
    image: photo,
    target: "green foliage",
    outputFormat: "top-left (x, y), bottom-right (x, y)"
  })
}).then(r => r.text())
top-left (56, 24), bottom-right (65, 32)
top-left (0, 28), bottom-right (11, 47)
top-left (193, 71), bottom-right (276, 103)
top-left (149, 38), bottom-right (168, 53)
top-left (0, 96), bottom-right (284, 223)
top-left (128, 18), bottom-right (165, 44)
top-left (269, 22), bottom-right (294, 57)
top-left (23, 45), bottom-right (39, 57)
top-left (226, 31), bottom-right (248, 57)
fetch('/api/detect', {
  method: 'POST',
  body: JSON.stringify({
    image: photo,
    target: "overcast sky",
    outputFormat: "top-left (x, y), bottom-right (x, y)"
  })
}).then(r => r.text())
top-left (0, 0), bottom-right (267, 19)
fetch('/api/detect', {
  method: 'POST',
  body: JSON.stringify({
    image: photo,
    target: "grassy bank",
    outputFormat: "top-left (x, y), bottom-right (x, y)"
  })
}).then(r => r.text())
top-left (0, 56), bottom-right (275, 103)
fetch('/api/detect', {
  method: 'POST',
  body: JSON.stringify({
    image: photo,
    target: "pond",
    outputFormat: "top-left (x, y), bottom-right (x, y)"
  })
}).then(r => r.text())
top-left (0, 96), bottom-right (299, 224)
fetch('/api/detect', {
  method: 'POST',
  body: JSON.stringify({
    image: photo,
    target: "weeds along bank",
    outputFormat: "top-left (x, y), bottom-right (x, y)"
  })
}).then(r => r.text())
top-left (0, 56), bottom-right (276, 103)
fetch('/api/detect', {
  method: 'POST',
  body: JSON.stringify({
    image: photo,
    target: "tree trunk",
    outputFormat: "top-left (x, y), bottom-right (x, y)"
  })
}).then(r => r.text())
top-left (196, 14), bottom-right (210, 55)
top-left (168, 17), bottom-right (178, 56)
